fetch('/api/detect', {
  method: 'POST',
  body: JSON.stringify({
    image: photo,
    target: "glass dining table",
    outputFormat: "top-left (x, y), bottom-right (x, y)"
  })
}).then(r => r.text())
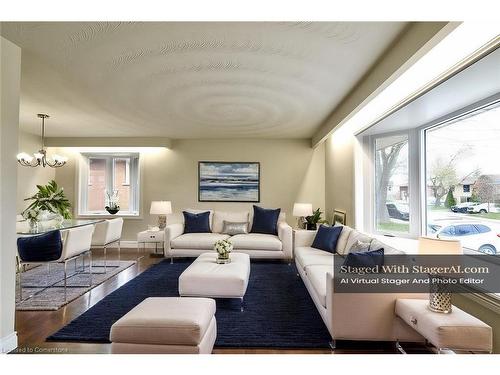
top-left (16, 219), bottom-right (105, 236)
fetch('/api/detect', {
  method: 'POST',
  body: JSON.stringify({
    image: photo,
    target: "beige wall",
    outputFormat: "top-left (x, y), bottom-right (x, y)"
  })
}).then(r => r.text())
top-left (53, 138), bottom-right (325, 241)
top-left (325, 132), bottom-right (355, 226)
top-left (17, 131), bottom-right (56, 213)
top-left (0, 36), bottom-right (21, 352)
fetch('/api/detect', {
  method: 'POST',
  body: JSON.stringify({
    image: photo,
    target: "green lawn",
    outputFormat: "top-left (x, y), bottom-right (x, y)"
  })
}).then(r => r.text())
top-left (377, 222), bottom-right (410, 232)
top-left (428, 206), bottom-right (449, 211)
top-left (474, 212), bottom-right (500, 220)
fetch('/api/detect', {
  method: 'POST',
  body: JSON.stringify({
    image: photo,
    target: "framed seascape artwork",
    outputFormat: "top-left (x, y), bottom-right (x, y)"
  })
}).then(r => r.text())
top-left (333, 209), bottom-right (347, 225)
top-left (198, 161), bottom-right (260, 202)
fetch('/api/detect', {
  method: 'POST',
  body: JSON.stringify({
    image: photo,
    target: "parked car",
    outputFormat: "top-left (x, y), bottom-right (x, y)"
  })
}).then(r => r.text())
top-left (386, 203), bottom-right (409, 221)
top-left (466, 203), bottom-right (493, 214)
top-left (451, 202), bottom-right (479, 213)
top-left (427, 222), bottom-right (500, 255)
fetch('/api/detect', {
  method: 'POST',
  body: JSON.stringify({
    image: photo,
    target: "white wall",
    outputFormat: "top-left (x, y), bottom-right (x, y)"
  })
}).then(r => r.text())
top-left (17, 131), bottom-right (56, 213)
top-left (325, 132), bottom-right (356, 226)
top-left (0, 36), bottom-right (21, 353)
top-left (53, 138), bottom-right (325, 240)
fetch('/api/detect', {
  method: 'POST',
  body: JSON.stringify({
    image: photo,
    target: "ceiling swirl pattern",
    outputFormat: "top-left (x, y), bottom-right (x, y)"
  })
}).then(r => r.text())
top-left (1, 22), bottom-right (406, 138)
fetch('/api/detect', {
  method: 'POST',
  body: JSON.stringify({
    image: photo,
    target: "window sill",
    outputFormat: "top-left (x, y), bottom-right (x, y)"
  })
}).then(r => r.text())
top-left (77, 213), bottom-right (143, 220)
top-left (457, 290), bottom-right (500, 314)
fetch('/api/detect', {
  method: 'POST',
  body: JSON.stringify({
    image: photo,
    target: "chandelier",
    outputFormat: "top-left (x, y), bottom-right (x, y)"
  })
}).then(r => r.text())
top-left (17, 114), bottom-right (67, 168)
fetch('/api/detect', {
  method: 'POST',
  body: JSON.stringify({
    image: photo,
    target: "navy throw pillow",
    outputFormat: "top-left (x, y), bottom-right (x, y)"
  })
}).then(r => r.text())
top-left (183, 211), bottom-right (211, 233)
top-left (17, 230), bottom-right (63, 262)
top-left (250, 205), bottom-right (281, 235)
top-left (311, 225), bottom-right (343, 253)
top-left (343, 248), bottom-right (385, 268)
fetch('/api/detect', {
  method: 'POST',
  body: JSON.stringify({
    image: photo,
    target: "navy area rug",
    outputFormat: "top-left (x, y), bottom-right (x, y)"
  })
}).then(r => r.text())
top-left (47, 259), bottom-right (331, 348)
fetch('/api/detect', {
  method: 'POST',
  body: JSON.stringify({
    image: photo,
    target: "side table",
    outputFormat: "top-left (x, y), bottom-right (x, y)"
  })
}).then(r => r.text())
top-left (137, 230), bottom-right (165, 257)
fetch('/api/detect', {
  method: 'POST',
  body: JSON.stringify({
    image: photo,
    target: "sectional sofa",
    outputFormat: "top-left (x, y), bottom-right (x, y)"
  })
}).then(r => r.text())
top-left (294, 225), bottom-right (427, 345)
top-left (164, 210), bottom-right (293, 261)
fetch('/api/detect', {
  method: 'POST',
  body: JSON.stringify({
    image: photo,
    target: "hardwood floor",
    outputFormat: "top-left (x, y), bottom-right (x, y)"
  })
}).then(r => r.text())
top-left (13, 249), bottom-right (427, 354)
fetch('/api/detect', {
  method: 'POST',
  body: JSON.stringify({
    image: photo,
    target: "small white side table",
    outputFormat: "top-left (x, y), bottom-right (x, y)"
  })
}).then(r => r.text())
top-left (137, 230), bottom-right (165, 257)
top-left (395, 298), bottom-right (492, 354)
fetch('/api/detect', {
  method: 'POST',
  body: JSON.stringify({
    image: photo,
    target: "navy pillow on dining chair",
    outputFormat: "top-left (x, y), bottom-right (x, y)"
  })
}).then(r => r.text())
top-left (17, 230), bottom-right (63, 262)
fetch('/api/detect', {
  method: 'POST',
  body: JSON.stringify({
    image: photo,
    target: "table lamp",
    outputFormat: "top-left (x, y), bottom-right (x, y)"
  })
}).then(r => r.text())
top-left (293, 203), bottom-right (313, 229)
top-left (418, 236), bottom-right (463, 313)
top-left (150, 201), bottom-right (172, 229)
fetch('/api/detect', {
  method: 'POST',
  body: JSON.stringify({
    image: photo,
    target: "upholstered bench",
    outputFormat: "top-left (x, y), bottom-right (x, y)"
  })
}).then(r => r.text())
top-left (395, 298), bottom-right (492, 353)
top-left (110, 297), bottom-right (217, 354)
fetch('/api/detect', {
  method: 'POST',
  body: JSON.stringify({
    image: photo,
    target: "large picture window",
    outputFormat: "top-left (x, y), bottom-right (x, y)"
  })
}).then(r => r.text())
top-left (425, 104), bottom-right (500, 255)
top-left (79, 153), bottom-right (140, 216)
top-left (363, 99), bottom-right (500, 255)
top-left (374, 134), bottom-right (410, 234)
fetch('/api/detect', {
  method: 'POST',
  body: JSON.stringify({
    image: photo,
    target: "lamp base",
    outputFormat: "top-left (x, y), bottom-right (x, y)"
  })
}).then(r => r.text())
top-left (296, 217), bottom-right (307, 230)
top-left (157, 215), bottom-right (167, 229)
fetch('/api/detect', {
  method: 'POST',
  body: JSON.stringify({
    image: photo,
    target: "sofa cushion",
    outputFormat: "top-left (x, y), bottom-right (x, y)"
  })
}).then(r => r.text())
top-left (250, 206), bottom-right (281, 235)
top-left (349, 239), bottom-right (372, 253)
top-left (295, 246), bottom-right (333, 270)
top-left (248, 211), bottom-right (286, 231)
top-left (311, 225), bottom-right (343, 253)
top-left (221, 221), bottom-right (248, 236)
top-left (230, 233), bottom-right (282, 251)
top-left (212, 211), bottom-right (249, 233)
top-left (343, 248), bottom-right (385, 268)
top-left (370, 239), bottom-right (404, 255)
top-left (306, 265), bottom-right (331, 308)
top-left (183, 211), bottom-right (211, 233)
top-left (171, 233), bottom-right (230, 250)
top-left (184, 209), bottom-right (214, 230)
top-left (335, 224), bottom-right (353, 255)
top-left (344, 230), bottom-right (374, 255)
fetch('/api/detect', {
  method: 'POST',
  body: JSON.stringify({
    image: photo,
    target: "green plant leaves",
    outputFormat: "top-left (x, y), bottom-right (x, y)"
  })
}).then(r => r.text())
top-left (22, 180), bottom-right (72, 219)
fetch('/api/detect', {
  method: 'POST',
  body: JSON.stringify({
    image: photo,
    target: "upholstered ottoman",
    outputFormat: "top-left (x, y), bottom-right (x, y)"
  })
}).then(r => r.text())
top-left (395, 299), bottom-right (492, 353)
top-left (110, 297), bottom-right (217, 354)
top-left (179, 252), bottom-right (250, 306)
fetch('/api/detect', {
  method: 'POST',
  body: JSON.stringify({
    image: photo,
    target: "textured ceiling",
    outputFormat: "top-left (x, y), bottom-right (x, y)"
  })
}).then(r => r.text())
top-left (1, 22), bottom-right (407, 139)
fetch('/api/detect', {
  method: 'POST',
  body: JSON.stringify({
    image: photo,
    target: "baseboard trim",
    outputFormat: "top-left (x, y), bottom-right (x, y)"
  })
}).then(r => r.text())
top-left (1, 331), bottom-right (18, 353)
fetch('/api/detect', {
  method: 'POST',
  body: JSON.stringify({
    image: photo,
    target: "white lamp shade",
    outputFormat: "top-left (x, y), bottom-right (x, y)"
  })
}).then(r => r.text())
top-left (150, 201), bottom-right (172, 215)
top-left (418, 236), bottom-right (463, 255)
top-left (293, 203), bottom-right (313, 217)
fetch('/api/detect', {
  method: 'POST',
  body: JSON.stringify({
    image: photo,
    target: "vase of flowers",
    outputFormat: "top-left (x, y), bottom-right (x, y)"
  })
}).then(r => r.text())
top-left (105, 190), bottom-right (120, 215)
top-left (23, 207), bottom-right (42, 233)
top-left (214, 239), bottom-right (233, 264)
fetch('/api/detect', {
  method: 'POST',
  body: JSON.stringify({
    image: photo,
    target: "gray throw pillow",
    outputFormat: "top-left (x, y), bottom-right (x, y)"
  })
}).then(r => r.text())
top-left (349, 239), bottom-right (372, 254)
top-left (222, 221), bottom-right (249, 235)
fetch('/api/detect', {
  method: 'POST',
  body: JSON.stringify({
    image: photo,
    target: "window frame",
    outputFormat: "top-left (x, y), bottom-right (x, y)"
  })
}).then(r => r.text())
top-left (78, 152), bottom-right (140, 217)
top-left (359, 93), bottom-right (500, 243)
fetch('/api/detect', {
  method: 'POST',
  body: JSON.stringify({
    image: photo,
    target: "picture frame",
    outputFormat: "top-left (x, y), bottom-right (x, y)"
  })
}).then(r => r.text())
top-left (333, 209), bottom-right (347, 225)
top-left (198, 161), bottom-right (260, 202)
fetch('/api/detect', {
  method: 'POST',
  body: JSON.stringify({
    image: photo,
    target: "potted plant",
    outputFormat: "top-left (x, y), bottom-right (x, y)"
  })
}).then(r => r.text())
top-left (22, 180), bottom-right (72, 228)
top-left (214, 239), bottom-right (233, 264)
top-left (305, 208), bottom-right (329, 230)
top-left (105, 190), bottom-right (120, 215)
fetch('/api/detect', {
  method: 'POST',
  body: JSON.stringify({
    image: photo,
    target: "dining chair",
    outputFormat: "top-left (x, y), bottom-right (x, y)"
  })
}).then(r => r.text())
top-left (17, 224), bottom-right (95, 301)
top-left (91, 218), bottom-right (124, 271)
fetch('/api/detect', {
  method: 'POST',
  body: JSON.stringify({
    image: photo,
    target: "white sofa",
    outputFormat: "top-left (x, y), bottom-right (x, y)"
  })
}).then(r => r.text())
top-left (164, 210), bottom-right (293, 261)
top-left (294, 226), bottom-right (427, 346)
